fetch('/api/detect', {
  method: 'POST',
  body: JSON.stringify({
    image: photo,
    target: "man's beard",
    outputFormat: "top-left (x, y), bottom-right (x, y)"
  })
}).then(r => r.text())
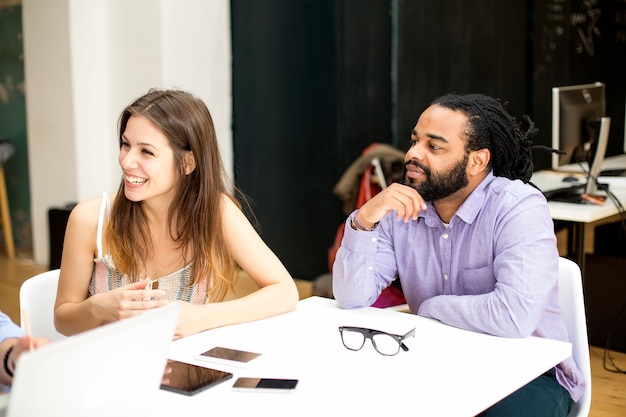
top-left (404, 154), bottom-right (469, 202)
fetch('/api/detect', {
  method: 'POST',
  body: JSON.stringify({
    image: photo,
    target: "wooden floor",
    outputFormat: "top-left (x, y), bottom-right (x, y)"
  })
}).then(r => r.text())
top-left (0, 252), bottom-right (624, 415)
top-left (0, 252), bottom-right (48, 325)
top-left (589, 346), bottom-right (626, 416)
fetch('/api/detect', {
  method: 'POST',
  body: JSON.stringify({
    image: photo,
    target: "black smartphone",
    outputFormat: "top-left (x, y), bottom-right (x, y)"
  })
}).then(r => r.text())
top-left (160, 360), bottom-right (233, 396)
top-left (195, 346), bottom-right (262, 367)
top-left (232, 377), bottom-right (299, 393)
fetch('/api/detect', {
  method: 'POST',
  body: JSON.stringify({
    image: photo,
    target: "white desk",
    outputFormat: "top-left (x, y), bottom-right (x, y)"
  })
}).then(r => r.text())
top-left (151, 297), bottom-right (571, 417)
top-left (531, 168), bottom-right (626, 274)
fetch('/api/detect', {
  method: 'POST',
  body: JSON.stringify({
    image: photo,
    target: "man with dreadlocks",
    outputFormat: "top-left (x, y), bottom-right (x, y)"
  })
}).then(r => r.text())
top-left (332, 93), bottom-right (583, 416)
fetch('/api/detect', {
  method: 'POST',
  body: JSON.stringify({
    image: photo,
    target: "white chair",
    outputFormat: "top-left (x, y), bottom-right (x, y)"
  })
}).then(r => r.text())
top-left (386, 258), bottom-right (592, 415)
top-left (558, 257), bottom-right (592, 417)
top-left (19, 269), bottom-right (66, 342)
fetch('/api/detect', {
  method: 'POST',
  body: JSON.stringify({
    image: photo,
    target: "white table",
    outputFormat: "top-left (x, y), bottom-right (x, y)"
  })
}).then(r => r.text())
top-left (531, 166), bottom-right (626, 274)
top-left (150, 297), bottom-right (571, 417)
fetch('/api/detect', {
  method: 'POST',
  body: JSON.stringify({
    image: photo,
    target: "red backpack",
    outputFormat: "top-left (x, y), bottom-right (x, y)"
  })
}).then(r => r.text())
top-left (329, 143), bottom-right (406, 308)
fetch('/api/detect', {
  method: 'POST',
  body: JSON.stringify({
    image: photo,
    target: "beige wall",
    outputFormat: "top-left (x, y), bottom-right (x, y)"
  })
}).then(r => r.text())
top-left (22, 0), bottom-right (232, 266)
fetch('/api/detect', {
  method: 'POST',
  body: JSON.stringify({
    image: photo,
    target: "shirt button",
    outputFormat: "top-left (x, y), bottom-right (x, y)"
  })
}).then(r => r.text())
top-left (444, 274), bottom-right (449, 280)
top-left (442, 233), bottom-right (449, 239)
top-left (367, 266), bottom-right (373, 271)
top-left (370, 237), bottom-right (377, 243)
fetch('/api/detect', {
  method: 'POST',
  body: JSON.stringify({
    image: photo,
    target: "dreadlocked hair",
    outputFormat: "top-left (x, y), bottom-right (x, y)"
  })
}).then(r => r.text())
top-left (431, 93), bottom-right (560, 183)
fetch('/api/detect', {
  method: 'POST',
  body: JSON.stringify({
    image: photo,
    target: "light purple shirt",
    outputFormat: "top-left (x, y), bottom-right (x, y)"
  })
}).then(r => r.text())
top-left (1, 311), bottom-right (23, 391)
top-left (332, 172), bottom-right (584, 402)
top-left (0, 311), bottom-right (22, 343)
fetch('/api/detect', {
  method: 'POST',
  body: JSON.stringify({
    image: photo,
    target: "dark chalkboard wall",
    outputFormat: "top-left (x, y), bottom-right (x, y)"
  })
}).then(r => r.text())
top-left (231, 0), bottom-right (626, 280)
top-left (395, 0), bottom-right (529, 149)
top-left (231, 0), bottom-right (391, 279)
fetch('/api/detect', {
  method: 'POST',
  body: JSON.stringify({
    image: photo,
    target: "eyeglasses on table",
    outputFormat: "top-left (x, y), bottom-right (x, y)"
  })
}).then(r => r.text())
top-left (338, 326), bottom-right (416, 356)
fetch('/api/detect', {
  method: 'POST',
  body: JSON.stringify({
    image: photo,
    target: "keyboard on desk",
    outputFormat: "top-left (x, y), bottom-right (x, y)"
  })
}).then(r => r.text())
top-left (599, 169), bottom-right (626, 177)
top-left (542, 184), bottom-right (586, 203)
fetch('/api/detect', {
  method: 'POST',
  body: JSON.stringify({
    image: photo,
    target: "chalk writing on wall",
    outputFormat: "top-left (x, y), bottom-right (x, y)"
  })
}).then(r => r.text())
top-left (571, 0), bottom-right (602, 57)
top-left (615, 0), bottom-right (626, 44)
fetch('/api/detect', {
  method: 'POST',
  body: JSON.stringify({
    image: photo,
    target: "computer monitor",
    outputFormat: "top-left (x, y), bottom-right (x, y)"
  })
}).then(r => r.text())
top-left (584, 117), bottom-right (611, 195)
top-left (552, 82), bottom-right (606, 170)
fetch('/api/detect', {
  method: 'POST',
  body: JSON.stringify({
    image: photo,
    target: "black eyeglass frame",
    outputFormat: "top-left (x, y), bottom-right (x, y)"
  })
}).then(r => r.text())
top-left (338, 326), bottom-right (416, 356)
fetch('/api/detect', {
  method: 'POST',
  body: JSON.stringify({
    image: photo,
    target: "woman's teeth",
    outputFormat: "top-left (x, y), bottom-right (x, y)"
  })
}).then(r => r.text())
top-left (126, 176), bottom-right (147, 184)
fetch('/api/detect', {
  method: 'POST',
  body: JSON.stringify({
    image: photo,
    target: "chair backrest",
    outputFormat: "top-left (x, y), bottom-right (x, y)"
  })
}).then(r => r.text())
top-left (19, 269), bottom-right (66, 342)
top-left (557, 257), bottom-right (592, 417)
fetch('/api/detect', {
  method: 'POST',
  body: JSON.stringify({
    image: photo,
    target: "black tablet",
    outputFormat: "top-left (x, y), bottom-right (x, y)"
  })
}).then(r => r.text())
top-left (160, 360), bottom-right (233, 396)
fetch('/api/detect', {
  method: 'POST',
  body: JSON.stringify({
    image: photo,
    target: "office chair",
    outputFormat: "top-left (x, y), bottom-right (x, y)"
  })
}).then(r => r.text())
top-left (558, 257), bottom-right (592, 417)
top-left (19, 269), bottom-right (66, 342)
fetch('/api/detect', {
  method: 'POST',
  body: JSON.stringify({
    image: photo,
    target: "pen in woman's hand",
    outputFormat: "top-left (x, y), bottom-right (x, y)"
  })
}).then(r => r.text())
top-left (21, 309), bottom-right (34, 351)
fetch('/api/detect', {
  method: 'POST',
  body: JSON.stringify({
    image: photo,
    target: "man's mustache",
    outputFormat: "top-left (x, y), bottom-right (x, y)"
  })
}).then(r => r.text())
top-left (404, 160), bottom-right (431, 176)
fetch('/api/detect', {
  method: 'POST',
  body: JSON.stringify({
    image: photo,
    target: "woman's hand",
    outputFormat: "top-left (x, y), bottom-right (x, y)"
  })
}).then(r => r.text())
top-left (90, 279), bottom-right (168, 324)
top-left (14, 334), bottom-right (50, 354)
top-left (1, 335), bottom-right (50, 383)
top-left (11, 335), bottom-right (50, 362)
top-left (171, 301), bottom-right (203, 340)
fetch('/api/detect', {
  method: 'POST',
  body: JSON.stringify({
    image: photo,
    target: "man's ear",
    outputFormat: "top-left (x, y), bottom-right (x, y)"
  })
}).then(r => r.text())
top-left (183, 151), bottom-right (196, 175)
top-left (469, 148), bottom-right (490, 175)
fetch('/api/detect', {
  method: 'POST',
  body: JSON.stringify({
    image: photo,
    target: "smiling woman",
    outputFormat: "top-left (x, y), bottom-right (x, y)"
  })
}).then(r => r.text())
top-left (118, 114), bottom-right (187, 203)
top-left (53, 88), bottom-right (299, 340)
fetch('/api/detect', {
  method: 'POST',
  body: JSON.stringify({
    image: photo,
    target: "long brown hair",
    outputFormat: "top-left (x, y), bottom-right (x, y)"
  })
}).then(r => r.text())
top-left (107, 88), bottom-right (238, 301)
